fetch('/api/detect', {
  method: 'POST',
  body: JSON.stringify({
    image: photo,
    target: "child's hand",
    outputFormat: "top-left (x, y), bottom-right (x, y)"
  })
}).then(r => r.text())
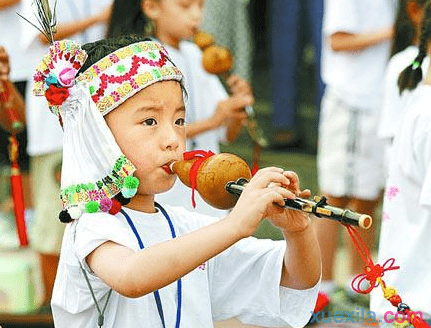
top-left (0, 46), bottom-right (10, 81)
top-left (265, 171), bottom-right (312, 234)
top-left (229, 167), bottom-right (299, 238)
top-left (212, 94), bottom-right (252, 128)
top-left (227, 75), bottom-right (253, 98)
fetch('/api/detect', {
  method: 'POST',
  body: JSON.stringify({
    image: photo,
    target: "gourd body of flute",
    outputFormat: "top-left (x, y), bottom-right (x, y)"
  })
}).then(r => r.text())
top-left (171, 153), bottom-right (251, 209)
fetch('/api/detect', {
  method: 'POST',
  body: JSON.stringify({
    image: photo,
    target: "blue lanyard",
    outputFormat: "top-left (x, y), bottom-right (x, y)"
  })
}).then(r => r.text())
top-left (120, 203), bottom-right (182, 328)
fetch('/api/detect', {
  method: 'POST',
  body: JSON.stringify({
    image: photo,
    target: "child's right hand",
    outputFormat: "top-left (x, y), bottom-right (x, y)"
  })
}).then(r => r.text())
top-left (212, 94), bottom-right (253, 128)
top-left (228, 167), bottom-right (295, 238)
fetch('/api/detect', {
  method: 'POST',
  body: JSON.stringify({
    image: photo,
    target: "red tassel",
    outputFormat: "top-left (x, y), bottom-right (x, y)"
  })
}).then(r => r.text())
top-left (9, 139), bottom-right (28, 247)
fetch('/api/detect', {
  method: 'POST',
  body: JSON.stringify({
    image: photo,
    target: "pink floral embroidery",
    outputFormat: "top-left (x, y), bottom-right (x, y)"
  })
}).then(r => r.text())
top-left (386, 186), bottom-right (400, 200)
top-left (88, 190), bottom-right (100, 201)
top-left (382, 212), bottom-right (390, 222)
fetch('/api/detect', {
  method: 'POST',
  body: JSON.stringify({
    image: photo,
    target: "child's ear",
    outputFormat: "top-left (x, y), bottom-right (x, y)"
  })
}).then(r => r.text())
top-left (142, 0), bottom-right (160, 20)
top-left (406, 0), bottom-right (424, 27)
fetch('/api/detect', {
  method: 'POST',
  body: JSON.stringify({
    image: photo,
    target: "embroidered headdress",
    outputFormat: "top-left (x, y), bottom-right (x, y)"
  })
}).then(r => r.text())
top-left (29, 3), bottom-right (183, 221)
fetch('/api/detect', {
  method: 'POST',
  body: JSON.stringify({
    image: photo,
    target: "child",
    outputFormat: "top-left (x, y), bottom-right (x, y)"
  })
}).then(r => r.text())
top-left (317, 0), bottom-right (395, 309)
top-left (379, 0), bottom-right (429, 173)
top-left (107, 0), bottom-right (252, 216)
top-left (30, 35), bottom-right (322, 327)
top-left (370, 3), bottom-right (431, 324)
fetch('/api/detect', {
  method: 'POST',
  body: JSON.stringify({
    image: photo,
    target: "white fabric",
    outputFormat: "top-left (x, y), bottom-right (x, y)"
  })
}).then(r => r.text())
top-left (321, 0), bottom-right (395, 111)
top-left (378, 47), bottom-right (429, 173)
top-left (370, 85), bottom-right (431, 318)
top-left (21, 0), bottom-right (111, 156)
top-left (156, 41), bottom-right (229, 216)
top-left (52, 204), bottom-right (320, 328)
top-left (59, 83), bottom-right (124, 189)
top-left (0, 2), bottom-right (35, 81)
top-left (317, 89), bottom-right (385, 199)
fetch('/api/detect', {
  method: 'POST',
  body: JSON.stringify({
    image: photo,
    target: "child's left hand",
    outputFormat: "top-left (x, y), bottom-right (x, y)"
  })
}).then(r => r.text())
top-left (266, 171), bottom-right (312, 233)
top-left (227, 75), bottom-right (253, 98)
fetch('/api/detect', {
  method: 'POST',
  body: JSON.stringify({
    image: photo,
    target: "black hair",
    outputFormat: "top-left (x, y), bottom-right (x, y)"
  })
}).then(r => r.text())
top-left (106, 0), bottom-right (149, 39)
top-left (391, 0), bottom-right (428, 57)
top-left (78, 34), bottom-right (150, 73)
top-left (398, 0), bottom-right (431, 94)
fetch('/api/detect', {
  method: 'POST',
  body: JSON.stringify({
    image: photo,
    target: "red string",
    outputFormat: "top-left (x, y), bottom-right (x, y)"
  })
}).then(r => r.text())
top-left (182, 150), bottom-right (215, 208)
top-left (343, 224), bottom-right (399, 294)
top-left (343, 225), bottom-right (429, 327)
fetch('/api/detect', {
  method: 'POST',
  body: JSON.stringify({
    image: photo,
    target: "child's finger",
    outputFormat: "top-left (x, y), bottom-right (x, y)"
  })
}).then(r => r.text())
top-left (283, 171), bottom-right (301, 194)
top-left (249, 168), bottom-right (289, 189)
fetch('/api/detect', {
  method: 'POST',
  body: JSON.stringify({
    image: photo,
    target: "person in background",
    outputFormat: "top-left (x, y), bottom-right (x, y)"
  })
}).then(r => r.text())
top-left (0, 0), bottom-right (34, 224)
top-left (316, 0), bottom-right (395, 311)
top-left (270, 0), bottom-right (325, 149)
top-left (20, 0), bottom-right (112, 307)
top-left (371, 3), bottom-right (431, 324)
top-left (378, 0), bottom-right (429, 174)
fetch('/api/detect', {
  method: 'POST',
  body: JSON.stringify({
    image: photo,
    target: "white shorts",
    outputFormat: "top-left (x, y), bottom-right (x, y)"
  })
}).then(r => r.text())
top-left (317, 91), bottom-right (385, 200)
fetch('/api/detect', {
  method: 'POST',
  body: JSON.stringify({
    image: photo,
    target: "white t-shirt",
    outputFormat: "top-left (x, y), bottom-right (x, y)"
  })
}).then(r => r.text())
top-left (52, 204), bottom-right (320, 328)
top-left (0, 2), bottom-right (35, 81)
top-left (321, 0), bottom-right (395, 110)
top-left (20, 0), bottom-right (110, 156)
top-left (370, 85), bottom-right (431, 318)
top-left (156, 41), bottom-right (229, 216)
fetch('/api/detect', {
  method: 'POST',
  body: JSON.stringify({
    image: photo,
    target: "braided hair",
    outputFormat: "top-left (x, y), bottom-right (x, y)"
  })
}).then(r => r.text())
top-left (391, 0), bottom-right (428, 57)
top-left (398, 0), bottom-right (431, 94)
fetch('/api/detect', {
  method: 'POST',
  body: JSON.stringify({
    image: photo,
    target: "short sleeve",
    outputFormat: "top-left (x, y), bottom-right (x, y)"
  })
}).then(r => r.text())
top-left (208, 237), bottom-right (319, 327)
top-left (323, 0), bottom-right (359, 35)
top-left (74, 212), bottom-right (137, 273)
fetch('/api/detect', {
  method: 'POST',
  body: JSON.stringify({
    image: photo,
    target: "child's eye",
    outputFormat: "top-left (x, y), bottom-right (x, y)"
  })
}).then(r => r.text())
top-left (175, 118), bottom-right (185, 126)
top-left (143, 118), bottom-right (157, 126)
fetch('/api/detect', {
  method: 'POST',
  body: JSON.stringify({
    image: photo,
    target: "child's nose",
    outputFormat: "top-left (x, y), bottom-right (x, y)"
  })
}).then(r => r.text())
top-left (160, 124), bottom-right (180, 150)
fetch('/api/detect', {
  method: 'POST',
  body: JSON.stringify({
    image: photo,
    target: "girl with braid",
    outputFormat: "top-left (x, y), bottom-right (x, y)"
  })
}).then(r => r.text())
top-left (379, 0), bottom-right (430, 174)
top-left (370, 2), bottom-right (431, 324)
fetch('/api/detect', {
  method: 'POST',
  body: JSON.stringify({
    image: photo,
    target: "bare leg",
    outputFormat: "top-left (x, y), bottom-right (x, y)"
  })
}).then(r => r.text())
top-left (40, 253), bottom-right (60, 306)
top-left (315, 195), bottom-right (350, 281)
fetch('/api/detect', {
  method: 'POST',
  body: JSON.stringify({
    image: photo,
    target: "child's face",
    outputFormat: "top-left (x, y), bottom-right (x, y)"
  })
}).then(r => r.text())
top-left (105, 80), bottom-right (186, 196)
top-left (144, 0), bottom-right (204, 46)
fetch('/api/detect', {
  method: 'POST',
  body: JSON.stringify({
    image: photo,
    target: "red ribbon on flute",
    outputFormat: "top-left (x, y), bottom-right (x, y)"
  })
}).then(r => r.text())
top-left (183, 150), bottom-right (215, 208)
top-left (0, 81), bottom-right (28, 247)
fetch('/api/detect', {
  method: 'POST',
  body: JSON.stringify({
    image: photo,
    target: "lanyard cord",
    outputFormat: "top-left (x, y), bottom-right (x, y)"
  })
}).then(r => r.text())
top-left (120, 203), bottom-right (182, 328)
top-left (79, 263), bottom-right (113, 328)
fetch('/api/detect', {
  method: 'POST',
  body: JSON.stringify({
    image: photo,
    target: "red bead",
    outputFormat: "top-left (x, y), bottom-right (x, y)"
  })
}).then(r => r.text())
top-left (109, 199), bottom-right (122, 214)
top-left (389, 295), bottom-right (402, 307)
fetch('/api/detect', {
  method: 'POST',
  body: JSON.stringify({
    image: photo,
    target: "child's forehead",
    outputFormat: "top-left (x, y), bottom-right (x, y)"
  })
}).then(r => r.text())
top-left (112, 80), bottom-right (185, 113)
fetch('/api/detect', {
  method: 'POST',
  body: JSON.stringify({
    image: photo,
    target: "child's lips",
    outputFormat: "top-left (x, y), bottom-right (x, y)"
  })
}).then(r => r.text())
top-left (162, 163), bottom-right (174, 175)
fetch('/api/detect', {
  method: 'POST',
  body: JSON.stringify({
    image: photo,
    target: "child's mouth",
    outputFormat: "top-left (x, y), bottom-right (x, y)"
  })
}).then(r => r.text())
top-left (162, 163), bottom-right (174, 175)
